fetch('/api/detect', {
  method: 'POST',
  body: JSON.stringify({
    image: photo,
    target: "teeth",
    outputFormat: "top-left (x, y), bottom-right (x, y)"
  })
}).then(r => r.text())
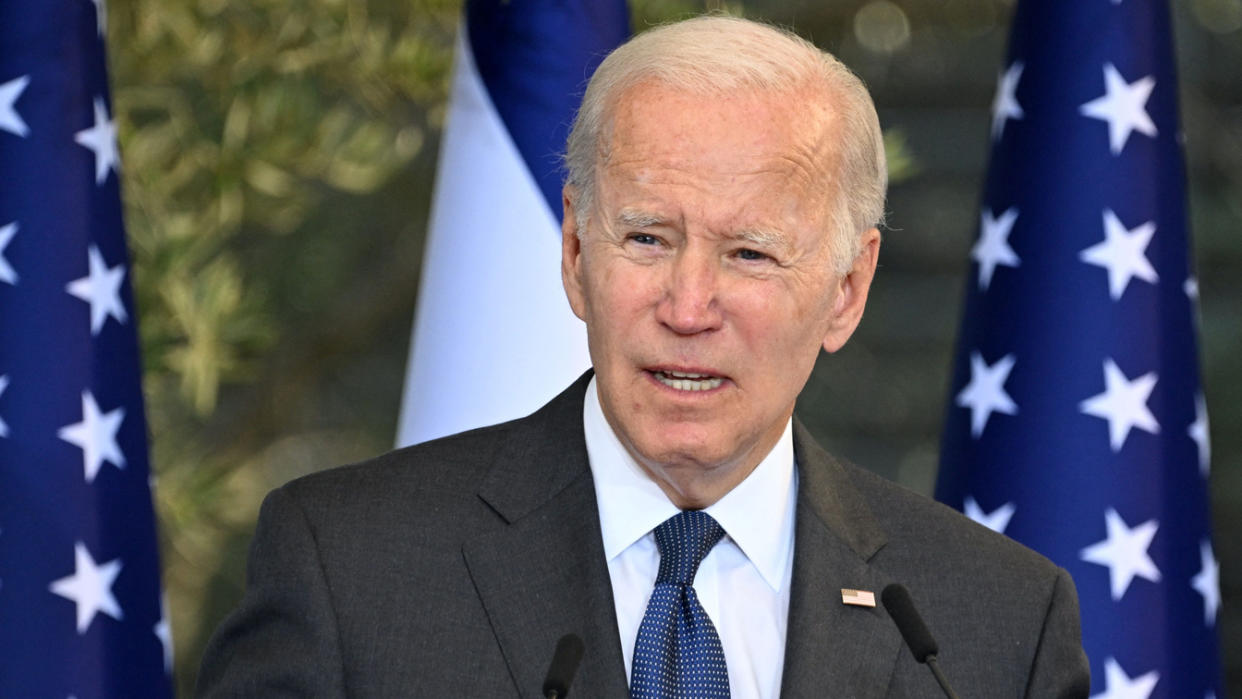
top-left (655, 372), bottom-right (723, 392)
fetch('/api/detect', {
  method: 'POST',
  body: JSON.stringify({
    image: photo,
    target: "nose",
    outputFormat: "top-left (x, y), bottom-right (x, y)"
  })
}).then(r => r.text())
top-left (655, 247), bottom-right (723, 335)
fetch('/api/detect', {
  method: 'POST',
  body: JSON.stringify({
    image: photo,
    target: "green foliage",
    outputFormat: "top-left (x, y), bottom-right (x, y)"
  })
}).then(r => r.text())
top-left (116, 0), bottom-right (454, 411)
top-left (109, 0), bottom-right (458, 692)
top-left (883, 128), bottom-right (919, 183)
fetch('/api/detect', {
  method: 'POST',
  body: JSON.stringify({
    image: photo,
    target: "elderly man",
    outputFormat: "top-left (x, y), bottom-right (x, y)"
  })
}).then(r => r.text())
top-left (199, 15), bottom-right (1090, 698)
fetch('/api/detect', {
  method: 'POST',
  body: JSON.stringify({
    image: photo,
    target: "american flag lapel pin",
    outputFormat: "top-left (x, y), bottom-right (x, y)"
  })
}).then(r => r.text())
top-left (841, 589), bottom-right (876, 607)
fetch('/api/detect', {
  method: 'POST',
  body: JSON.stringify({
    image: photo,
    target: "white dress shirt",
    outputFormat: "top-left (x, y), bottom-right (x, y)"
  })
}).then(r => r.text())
top-left (583, 377), bottom-right (798, 699)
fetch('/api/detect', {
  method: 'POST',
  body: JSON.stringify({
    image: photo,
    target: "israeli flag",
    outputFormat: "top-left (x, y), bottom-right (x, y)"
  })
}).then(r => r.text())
top-left (396, 0), bottom-right (629, 446)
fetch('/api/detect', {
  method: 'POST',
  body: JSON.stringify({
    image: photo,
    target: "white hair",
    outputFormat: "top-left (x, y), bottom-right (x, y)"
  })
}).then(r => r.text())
top-left (564, 15), bottom-right (887, 273)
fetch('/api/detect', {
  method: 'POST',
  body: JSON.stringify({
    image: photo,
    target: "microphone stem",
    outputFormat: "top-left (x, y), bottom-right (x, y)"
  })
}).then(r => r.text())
top-left (925, 655), bottom-right (960, 699)
top-left (929, 660), bottom-right (963, 695)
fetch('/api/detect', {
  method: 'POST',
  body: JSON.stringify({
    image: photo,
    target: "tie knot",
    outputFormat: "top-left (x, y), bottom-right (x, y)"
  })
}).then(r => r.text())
top-left (653, 510), bottom-right (725, 585)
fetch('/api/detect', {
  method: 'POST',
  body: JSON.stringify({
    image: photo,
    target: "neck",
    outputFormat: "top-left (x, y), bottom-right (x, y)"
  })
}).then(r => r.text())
top-left (626, 429), bottom-right (785, 510)
top-left (642, 461), bottom-right (762, 510)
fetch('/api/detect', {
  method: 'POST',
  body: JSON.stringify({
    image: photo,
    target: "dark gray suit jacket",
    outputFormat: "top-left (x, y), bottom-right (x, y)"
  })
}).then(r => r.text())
top-left (198, 373), bottom-right (1089, 697)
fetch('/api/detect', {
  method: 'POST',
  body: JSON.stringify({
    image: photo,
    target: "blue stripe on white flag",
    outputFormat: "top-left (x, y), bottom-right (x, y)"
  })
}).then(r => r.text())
top-left (0, 1), bottom-right (172, 696)
top-left (467, 0), bottom-right (629, 220)
top-left (395, 2), bottom-right (629, 447)
top-left (936, 1), bottom-right (1222, 695)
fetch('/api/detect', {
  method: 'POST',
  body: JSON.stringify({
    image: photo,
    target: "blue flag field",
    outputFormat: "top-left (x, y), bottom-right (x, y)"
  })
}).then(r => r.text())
top-left (0, 1), bottom-right (172, 696)
top-left (937, 1), bottom-right (1223, 696)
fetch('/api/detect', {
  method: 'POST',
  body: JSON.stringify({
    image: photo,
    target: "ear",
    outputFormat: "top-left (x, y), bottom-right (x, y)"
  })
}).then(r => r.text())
top-left (561, 186), bottom-right (588, 321)
top-left (822, 227), bottom-right (881, 354)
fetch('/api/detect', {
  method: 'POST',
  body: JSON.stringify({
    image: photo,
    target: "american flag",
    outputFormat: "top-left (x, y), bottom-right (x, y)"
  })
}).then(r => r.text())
top-left (0, 1), bottom-right (172, 696)
top-left (935, 1), bottom-right (1223, 696)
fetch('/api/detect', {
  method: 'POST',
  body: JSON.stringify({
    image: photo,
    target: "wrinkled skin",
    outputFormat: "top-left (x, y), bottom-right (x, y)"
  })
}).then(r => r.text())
top-left (562, 81), bottom-right (880, 509)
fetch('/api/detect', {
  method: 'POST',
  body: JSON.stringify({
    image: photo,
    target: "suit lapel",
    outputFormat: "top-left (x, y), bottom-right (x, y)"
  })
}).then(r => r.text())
top-left (461, 380), bottom-right (903, 698)
top-left (462, 374), bottom-right (630, 699)
top-left (781, 421), bottom-right (904, 698)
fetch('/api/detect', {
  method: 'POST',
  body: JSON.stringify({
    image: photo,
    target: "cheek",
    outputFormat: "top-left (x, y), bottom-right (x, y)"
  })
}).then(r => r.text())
top-left (734, 282), bottom-right (833, 358)
top-left (582, 267), bottom-right (647, 348)
top-left (591, 259), bottom-right (658, 311)
top-left (579, 252), bottom-right (617, 311)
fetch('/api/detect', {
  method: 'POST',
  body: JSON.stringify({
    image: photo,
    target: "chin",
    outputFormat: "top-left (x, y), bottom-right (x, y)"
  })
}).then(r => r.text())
top-left (631, 429), bottom-right (738, 471)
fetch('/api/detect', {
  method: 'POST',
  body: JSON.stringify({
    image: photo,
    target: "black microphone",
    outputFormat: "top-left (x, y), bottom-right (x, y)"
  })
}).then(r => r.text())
top-left (881, 584), bottom-right (960, 699)
top-left (542, 633), bottom-right (585, 699)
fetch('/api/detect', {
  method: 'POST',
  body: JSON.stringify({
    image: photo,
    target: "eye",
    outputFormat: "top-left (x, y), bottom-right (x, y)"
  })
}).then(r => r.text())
top-left (736, 248), bottom-right (769, 261)
top-left (628, 233), bottom-right (659, 246)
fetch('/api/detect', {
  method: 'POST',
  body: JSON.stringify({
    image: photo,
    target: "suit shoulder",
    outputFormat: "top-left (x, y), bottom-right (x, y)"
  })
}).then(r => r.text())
top-left (839, 459), bottom-right (1059, 577)
top-left (826, 461), bottom-right (1089, 695)
top-left (274, 418), bottom-right (519, 515)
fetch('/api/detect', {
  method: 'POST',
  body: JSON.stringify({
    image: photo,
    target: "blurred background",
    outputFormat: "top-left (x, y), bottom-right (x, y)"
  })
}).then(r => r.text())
top-left (102, 0), bottom-right (1239, 694)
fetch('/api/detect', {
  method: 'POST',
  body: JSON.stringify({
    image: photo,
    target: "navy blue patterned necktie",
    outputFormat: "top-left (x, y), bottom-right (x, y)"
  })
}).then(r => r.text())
top-left (630, 510), bottom-right (731, 698)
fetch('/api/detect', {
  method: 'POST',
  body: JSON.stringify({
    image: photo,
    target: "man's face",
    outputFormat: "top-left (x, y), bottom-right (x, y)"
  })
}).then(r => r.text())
top-left (562, 81), bottom-right (879, 504)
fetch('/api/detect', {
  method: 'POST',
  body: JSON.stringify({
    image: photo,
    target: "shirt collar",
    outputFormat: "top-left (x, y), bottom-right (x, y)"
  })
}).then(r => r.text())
top-left (583, 376), bottom-right (797, 591)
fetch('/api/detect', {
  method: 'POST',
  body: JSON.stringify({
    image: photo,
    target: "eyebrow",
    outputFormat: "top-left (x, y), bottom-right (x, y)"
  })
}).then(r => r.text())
top-left (735, 227), bottom-right (788, 249)
top-left (616, 209), bottom-right (667, 229)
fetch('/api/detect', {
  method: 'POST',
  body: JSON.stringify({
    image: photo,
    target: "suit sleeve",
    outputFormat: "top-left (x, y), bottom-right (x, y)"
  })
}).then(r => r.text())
top-left (196, 486), bottom-right (347, 698)
top-left (1024, 567), bottom-right (1091, 698)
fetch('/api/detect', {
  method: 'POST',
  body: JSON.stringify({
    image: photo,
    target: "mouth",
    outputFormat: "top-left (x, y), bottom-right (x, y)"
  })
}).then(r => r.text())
top-left (650, 369), bottom-right (725, 392)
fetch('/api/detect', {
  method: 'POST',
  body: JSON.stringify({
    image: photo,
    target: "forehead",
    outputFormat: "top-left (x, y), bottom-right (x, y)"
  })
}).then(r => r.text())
top-left (604, 82), bottom-right (835, 176)
top-left (597, 82), bottom-right (839, 223)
